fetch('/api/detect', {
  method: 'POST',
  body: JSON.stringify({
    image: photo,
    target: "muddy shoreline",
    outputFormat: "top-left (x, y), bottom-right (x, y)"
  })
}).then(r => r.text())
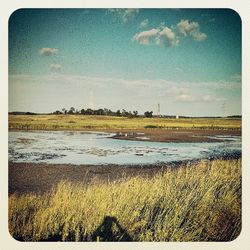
top-left (8, 162), bottom-right (170, 195)
top-left (110, 129), bottom-right (241, 143)
top-left (9, 150), bottom-right (241, 196)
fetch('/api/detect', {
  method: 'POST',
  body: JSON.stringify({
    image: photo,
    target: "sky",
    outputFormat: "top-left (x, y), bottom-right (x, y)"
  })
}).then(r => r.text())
top-left (9, 8), bottom-right (241, 116)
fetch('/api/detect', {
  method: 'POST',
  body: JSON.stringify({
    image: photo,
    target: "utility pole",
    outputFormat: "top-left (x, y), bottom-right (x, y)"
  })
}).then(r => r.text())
top-left (157, 103), bottom-right (160, 117)
top-left (221, 102), bottom-right (226, 117)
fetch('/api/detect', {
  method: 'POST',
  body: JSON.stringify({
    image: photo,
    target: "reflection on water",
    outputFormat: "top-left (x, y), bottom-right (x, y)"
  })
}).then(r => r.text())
top-left (9, 131), bottom-right (241, 165)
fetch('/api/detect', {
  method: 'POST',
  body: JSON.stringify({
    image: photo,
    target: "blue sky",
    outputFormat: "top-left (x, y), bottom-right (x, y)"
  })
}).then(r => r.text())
top-left (9, 8), bottom-right (241, 116)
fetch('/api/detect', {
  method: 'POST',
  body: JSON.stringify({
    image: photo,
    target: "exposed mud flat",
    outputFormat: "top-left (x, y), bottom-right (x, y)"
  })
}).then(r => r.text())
top-left (9, 150), bottom-right (241, 196)
top-left (8, 162), bottom-right (171, 195)
top-left (111, 129), bottom-right (241, 143)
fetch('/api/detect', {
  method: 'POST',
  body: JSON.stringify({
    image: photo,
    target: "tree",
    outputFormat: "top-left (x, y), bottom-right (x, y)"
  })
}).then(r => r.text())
top-left (144, 111), bottom-right (153, 118)
top-left (122, 109), bottom-right (129, 117)
top-left (133, 111), bottom-right (138, 117)
top-left (85, 108), bottom-right (94, 115)
top-left (68, 107), bottom-right (75, 114)
top-left (116, 110), bottom-right (121, 117)
top-left (95, 109), bottom-right (103, 115)
top-left (53, 110), bottom-right (62, 115)
top-left (62, 108), bottom-right (67, 115)
top-left (107, 109), bottom-right (113, 116)
top-left (103, 108), bottom-right (109, 116)
top-left (80, 109), bottom-right (85, 115)
top-left (128, 111), bottom-right (133, 118)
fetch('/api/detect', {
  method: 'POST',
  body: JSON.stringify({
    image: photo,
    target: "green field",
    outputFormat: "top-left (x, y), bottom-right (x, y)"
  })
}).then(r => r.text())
top-left (9, 115), bottom-right (241, 131)
top-left (9, 159), bottom-right (241, 242)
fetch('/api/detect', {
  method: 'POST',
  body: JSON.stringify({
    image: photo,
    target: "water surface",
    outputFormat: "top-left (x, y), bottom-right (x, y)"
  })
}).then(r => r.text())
top-left (9, 131), bottom-right (241, 165)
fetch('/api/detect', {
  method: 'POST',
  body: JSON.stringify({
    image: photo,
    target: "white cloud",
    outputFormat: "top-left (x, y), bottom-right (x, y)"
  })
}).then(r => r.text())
top-left (192, 32), bottom-right (207, 41)
top-left (133, 19), bottom-right (206, 47)
top-left (160, 84), bottom-right (224, 103)
top-left (177, 19), bottom-right (199, 36)
top-left (108, 9), bottom-right (139, 23)
top-left (177, 19), bottom-right (207, 41)
top-left (133, 26), bottom-right (179, 47)
top-left (199, 80), bottom-right (241, 91)
top-left (9, 75), bottom-right (240, 93)
top-left (39, 48), bottom-right (58, 56)
top-left (201, 95), bottom-right (217, 102)
top-left (9, 74), bottom-right (172, 94)
top-left (162, 86), bottom-right (188, 96)
top-left (176, 94), bottom-right (196, 102)
top-left (50, 64), bottom-right (62, 71)
top-left (156, 27), bottom-right (179, 47)
top-left (175, 93), bottom-right (221, 103)
top-left (133, 28), bottom-right (160, 45)
top-left (140, 19), bottom-right (149, 28)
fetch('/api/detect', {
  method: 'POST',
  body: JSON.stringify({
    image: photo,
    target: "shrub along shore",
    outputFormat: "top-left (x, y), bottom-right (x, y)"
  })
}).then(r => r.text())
top-left (9, 159), bottom-right (241, 242)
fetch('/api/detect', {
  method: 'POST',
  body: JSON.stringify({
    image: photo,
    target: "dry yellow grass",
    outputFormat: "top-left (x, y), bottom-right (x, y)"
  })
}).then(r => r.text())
top-left (9, 159), bottom-right (241, 241)
top-left (9, 115), bottom-right (241, 131)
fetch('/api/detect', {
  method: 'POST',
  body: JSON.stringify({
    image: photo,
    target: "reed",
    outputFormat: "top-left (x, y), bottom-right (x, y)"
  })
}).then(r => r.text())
top-left (9, 159), bottom-right (241, 241)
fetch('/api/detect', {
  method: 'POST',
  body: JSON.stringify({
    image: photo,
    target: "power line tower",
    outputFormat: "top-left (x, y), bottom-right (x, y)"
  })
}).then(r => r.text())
top-left (221, 102), bottom-right (226, 117)
top-left (157, 103), bottom-right (160, 117)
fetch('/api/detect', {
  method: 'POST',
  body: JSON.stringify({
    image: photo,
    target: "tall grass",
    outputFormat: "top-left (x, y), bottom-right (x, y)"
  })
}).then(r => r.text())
top-left (9, 115), bottom-right (241, 131)
top-left (9, 159), bottom-right (241, 241)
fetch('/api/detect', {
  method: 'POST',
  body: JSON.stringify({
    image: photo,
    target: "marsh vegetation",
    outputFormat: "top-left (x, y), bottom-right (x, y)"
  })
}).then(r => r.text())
top-left (9, 159), bottom-right (241, 242)
top-left (9, 115), bottom-right (241, 131)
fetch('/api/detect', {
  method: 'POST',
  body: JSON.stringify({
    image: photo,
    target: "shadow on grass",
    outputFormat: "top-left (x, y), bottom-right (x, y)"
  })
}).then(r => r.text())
top-left (92, 216), bottom-right (133, 241)
top-left (12, 216), bottom-right (133, 242)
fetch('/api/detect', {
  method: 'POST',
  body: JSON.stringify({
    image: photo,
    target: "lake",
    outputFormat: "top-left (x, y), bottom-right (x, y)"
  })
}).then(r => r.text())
top-left (9, 131), bottom-right (241, 165)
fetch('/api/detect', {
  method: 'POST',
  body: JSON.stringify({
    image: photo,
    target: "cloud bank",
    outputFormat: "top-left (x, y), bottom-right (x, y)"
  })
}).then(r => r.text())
top-left (9, 74), bottom-right (240, 115)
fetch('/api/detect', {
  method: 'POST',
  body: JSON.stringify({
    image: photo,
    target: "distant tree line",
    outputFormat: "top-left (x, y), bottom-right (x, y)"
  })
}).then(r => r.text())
top-left (52, 107), bottom-right (154, 118)
top-left (8, 110), bottom-right (242, 119)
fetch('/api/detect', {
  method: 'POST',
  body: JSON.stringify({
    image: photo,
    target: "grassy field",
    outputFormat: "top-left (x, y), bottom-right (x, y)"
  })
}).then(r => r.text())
top-left (9, 159), bottom-right (241, 242)
top-left (9, 114), bottom-right (242, 131)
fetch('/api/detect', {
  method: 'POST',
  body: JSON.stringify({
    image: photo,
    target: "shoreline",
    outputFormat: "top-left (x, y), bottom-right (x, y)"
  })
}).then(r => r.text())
top-left (9, 152), bottom-right (241, 195)
top-left (9, 127), bottom-right (242, 195)
top-left (9, 161), bottom-right (180, 195)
